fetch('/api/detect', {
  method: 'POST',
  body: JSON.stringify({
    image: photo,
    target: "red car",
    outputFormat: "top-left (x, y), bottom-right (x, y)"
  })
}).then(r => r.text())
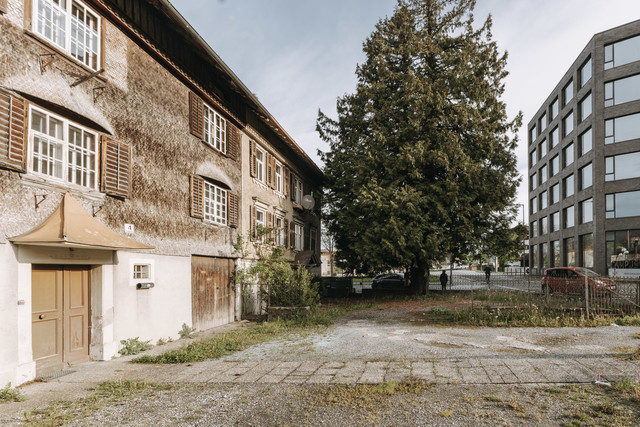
top-left (541, 267), bottom-right (617, 295)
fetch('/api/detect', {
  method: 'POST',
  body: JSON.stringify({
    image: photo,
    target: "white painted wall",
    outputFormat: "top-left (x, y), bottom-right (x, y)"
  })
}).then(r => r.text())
top-left (112, 252), bottom-right (192, 347)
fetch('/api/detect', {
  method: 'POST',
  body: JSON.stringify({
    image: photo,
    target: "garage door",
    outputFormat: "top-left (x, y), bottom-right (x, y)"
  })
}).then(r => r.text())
top-left (191, 256), bottom-right (235, 331)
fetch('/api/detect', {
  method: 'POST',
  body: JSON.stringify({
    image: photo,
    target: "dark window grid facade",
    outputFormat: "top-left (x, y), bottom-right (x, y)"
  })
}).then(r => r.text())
top-left (527, 20), bottom-right (640, 275)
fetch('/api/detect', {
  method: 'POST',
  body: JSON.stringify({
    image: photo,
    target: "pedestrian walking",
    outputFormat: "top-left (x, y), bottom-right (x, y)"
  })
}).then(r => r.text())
top-left (439, 270), bottom-right (448, 291)
top-left (484, 265), bottom-right (491, 282)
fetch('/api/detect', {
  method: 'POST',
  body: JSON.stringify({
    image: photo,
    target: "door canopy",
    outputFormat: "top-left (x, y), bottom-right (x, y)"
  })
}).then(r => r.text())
top-left (9, 193), bottom-right (153, 250)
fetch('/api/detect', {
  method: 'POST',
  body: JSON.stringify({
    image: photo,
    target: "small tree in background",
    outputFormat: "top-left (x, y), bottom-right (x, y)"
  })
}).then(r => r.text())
top-left (317, 0), bottom-right (521, 292)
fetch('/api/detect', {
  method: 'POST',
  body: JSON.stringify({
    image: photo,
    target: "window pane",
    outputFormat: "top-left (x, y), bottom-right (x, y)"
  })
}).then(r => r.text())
top-left (579, 93), bottom-right (592, 121)
top-left (539, 112), bottom-right (547, 130)
top-left (564, 205), bottom-right (575, 228)
top-left (550, 155), bottom-right (559, 176)
top-left (610, 74), bottom-right (640, 106)
top-left (563, 111), bottom-right (574, 136)
top-left (581, 233), bottom-right (594, 268)
top-left (565, 237), bottom-right (576, 266)
top-left (610, 35), bottom-right (640, 68)
top-left (580, 163), bottom-right (592, 190)
top-left (552, 240), bottom-right (561, 266)
top-left (539, 140), bottom-right (547, 158)
top-left (611, 113), bottom-right (640, 143)
top-left (551, 98), bottom-right (559, 119)
top-left (580, 57), bottom-right (592, 87)
top-left (564, 174), bottom-right (574, 198)
top-left (563, 80), bottom-right (574, 106)
top-left (613, 190), bottom-right (640, 218)
top-left (563, 142), bottom-right (574, 167)
top-left (550, 127), bottom-right (559, 148)
top-left (551, 183), bottom-right (559, 204)
top-left (580, 198), bottom-right (593, 223)
top-left (607, 151), bottom-right (640, 181)
top-left (540, 190), bottom-right (548, 210)
top-left (579, 128), bottom-right (592, 156)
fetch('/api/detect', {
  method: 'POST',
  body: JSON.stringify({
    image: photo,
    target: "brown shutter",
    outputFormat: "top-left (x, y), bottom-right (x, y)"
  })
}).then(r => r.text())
top-left (189, 91), bottom-right (204, 139)
top-left (250, 204), bottom-right (256, 241)
top-left (266, 152), bottom-right (273, 188)
top-left (290, 221), bottom-right (296, 250)
top-left (290, 173), bottom-right (296, 201)
top-left (189, 175), bottom-right (204, 219)
top-left (283, 219), bottom-right (289, 248)
top-left (284, 167), bottom-right (290, 197)
top-left (271, 155), bottom-right (277, 189)
top-left (226, 122), bottom-right (240, 161)
top-left (249, 140), bottom-right (256, 178)
top-left (304, 225), bottom-right (311, 250)
top-left (0, 89), bottom-right (27, 172)
top-left (266, 211), bottom-right (273, 242)
top-left (227, 191), bottom-right (239, 228)
top-left (101, 136), bottom-right (131, 198)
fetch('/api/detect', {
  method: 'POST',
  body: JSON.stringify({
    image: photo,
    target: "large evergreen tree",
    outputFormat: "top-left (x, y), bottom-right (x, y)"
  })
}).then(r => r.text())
top-left (317, 0), bottom-right (521, 292)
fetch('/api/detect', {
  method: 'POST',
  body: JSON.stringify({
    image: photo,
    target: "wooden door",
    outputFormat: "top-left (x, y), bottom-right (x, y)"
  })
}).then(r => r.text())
top-left (191, 256), bottom-right (235, 331)
top-left (32, 266), bottom-right (90, 376)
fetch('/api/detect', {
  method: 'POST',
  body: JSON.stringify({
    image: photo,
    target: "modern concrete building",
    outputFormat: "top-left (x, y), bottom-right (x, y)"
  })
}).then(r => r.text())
top-left (528, 20), bottom-right (640, 276)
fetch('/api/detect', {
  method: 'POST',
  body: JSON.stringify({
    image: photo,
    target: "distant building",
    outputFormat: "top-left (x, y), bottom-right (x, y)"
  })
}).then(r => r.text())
top-left (527, 20), bottom-right (640, 275)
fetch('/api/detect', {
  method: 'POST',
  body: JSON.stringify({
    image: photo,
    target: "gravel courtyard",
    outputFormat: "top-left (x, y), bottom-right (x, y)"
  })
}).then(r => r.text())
top-left (2, 300), bottom-right (640, 426)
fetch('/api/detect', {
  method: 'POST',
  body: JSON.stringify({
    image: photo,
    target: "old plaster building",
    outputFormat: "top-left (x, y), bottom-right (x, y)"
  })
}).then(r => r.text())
top-left (0, 0), bottom-right (321, 386)
top-left (527, 20), bottom-right (640, 276)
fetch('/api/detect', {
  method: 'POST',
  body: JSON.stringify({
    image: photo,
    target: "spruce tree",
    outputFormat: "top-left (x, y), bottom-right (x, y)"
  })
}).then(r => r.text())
top-left (318, 0), bottom-right (521, 293)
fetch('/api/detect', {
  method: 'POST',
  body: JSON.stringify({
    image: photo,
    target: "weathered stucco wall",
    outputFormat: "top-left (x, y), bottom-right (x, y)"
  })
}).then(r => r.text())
top-left (0, 4), bottom-right (241, 257)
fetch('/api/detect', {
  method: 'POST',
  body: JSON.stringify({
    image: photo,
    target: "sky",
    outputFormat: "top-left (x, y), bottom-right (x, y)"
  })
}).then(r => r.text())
top-left (170, 0), bottom-right (640, 225)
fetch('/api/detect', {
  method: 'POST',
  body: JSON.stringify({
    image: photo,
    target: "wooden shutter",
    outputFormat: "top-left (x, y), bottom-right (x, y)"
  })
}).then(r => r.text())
top-left (0, 89), bottom-right (27, 172)
top-left (101, 136), bottom-right (131, 198)
top-left (284, 167), bottom-right (290, 197)
top-left (290, 221), bottom-right (296, 250)
top-left (190, 175), bottom-right (204, 219)
top-left (250, 204), bottom-right (256, 241)
top-left (266, 152), bottom-right (273, 188)
top-left (227, 192), bottom-right (239, 228)
top-left (266, 211), bottom-right (273, 242)
top-left (304, 225), bottom-right (311, 250)
top-left (283, 219), bottom-right (289, 248)
top-left (226, 122), bottom-right (240, 161)
top-left (290, 173), bottom-right (296, 201)
top-left (249, 140), bottom-right (256, 177)
top-left (189, 91), bottom-right (204, 139)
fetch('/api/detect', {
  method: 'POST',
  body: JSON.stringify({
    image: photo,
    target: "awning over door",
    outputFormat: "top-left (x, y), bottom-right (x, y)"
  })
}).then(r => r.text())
top-left (9, 193), bottom-right (154, 250)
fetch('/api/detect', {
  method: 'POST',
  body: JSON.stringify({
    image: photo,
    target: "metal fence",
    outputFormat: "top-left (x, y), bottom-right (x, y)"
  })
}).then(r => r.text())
top-left (435, 271), bottom-right (640, 315)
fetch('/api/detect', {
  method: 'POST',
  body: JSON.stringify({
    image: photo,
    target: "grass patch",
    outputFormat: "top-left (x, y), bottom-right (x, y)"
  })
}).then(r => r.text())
top-left (133, 302), bottom-right (376, 364)
top-left (23, 380), bottom-right (171, 426)
top-left (302, 380), bottom-right (431, 410)
top-left (0, 383), bottom-right (25, 403)
top-left (421, 305), bottom-right (640, 327)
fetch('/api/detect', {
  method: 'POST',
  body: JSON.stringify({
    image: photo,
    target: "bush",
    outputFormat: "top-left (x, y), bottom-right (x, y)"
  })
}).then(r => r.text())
top-left (250, 247), bottom-right (320, 309)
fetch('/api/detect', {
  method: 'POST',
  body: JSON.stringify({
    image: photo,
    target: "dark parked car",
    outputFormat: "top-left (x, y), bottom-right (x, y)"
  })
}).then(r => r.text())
top-left (372, 273), bottom-right (407, 291)
top-left (541, 267), bottom-right (616, 295)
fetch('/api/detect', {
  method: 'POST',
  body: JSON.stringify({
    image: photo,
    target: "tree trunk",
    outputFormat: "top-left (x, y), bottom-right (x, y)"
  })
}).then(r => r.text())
top-left (410, 260), bottom-right (428, 295)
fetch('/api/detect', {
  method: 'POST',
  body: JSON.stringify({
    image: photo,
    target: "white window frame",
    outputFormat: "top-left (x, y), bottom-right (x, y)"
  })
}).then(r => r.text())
top-left (33, 0), bottom-right (101, 71)
top-left (275, 161), bottom-right (283, 193)
top-left (29, 105), bottom-right (98, 189)
top-left (294, 222), bottom-right (304, 250)
top-left (275, 215), bottom-right (285, 246)
top-left (133, 264), bottom-right (150, 280)
top-left (203, 180), bottom-right (227, 226)
top-left (255, 146), bottom-right (265, 183)
top-left (203, 104), bottom-right (226, 154)
top-left (294, 177), bottom-right (304, 204)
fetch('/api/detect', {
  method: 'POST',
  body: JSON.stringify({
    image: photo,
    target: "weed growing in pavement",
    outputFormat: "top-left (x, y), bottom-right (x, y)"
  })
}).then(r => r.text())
top-left (178, 323), bottom-right (197, 339)
top-left (22, 380), bottom-right (172, 426)
top-left (118, 337), bottom-right (152, 356)
top-left (133, 302), bottom-right (376, 364)
top-left (0, 383), bottom-right (25, 403)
